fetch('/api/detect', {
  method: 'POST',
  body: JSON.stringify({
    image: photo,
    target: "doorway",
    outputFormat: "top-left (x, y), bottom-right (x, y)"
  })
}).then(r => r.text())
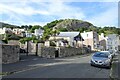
top-left (55, 50), bottom-right (59, 58)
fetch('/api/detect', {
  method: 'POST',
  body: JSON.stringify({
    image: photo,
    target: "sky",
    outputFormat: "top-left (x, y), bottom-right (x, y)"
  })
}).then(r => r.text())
top-left (0, 0), bottom-right (119, 27)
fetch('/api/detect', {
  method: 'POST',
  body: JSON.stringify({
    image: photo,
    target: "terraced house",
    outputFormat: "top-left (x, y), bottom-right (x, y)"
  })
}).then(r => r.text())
top-left (49, 32), bottom-right (84, 47)
top-left (81, 31), bottom-right (99, 51)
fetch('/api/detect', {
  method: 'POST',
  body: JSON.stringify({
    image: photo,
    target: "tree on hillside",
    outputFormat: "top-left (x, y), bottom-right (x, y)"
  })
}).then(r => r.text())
top-left (58, 27), bottom-right (68, 32)
top-left (29, 25), bottom-right (42, 33)
top-left (43, 19), bottom-right (64, 30)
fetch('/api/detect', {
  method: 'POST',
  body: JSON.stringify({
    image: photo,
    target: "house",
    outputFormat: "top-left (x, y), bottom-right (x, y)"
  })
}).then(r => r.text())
top-left (0, 28), bottom-right (12, 34)
top-left (25, 31), bottom-right (32, 37)
top-left (8, 40), bottom-right (20, 45)
top-left (81, 31), bottom-right (99, 51)
top-left (0, 40), bottom-right (5, 44)
top-left (12, 28), bottom-right (25, 35)
top-left (34, 28), bottom-right (44, 39)
top-left (49, 32), bottom-right (83, 47)
top-left (106, 34), bottom-right (120, 52)
top-left (99, 33), bottom-right (106, 51)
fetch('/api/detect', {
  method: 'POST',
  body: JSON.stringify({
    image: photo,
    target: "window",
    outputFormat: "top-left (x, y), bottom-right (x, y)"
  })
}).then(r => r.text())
top-left (87, 34), bottom-right (88, 37)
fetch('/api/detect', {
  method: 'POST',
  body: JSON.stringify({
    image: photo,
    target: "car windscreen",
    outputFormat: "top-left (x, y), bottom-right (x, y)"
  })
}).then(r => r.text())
top-left (93, 52), bottom-right (109, 58)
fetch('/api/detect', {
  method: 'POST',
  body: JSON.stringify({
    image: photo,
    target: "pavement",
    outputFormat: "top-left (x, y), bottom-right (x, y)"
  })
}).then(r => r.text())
top-left (2, 53), bottom-right (110, 78)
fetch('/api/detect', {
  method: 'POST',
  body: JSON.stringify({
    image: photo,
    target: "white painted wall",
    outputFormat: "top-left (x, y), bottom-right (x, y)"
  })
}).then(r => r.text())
top-left (34, 29), bottom-right (44, 37)
top-left (0, 28), bottom-right (11, 34)
top-left (106, 34), bottom-right (120, 52)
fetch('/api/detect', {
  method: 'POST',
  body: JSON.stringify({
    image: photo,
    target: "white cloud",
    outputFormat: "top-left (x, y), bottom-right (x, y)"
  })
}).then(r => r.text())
top-left (45, 1), bottom-right (86, 19)
top-left (0, 0), bottom-right (118, 27)
top-left (0, 3), bottom-right (49, 16)
top-left (87, 6), bottom-right (118, 27)
top-left (0, 0), bottom-right (86, 26)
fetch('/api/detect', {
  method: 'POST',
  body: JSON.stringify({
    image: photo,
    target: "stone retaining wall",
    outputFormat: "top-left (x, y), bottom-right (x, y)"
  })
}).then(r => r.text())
top-left (110, 51), bottom-right (119, 79)
top-left (1, 44), bottom-right (20, 64)
top-left (41, 47), bottom-right (56, 58)
top-left (59, 47), bottom-right (87, 57)
top-left (41, 47), bottom-right (90, 58)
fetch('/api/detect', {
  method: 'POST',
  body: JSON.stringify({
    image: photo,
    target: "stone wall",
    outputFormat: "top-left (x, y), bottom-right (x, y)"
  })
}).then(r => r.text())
top-left (59, 47), bottom-right (87, 57)
top-left (8, 40), bottom-right (20, 45)
top-left (41, 47), bottom-right (90, 58)
top-left (1, 44), bottom-right (20, 64)
top-left (41, 47), bottom-right (56, 58)
top-left (110, 52), bottom-right (119, 79)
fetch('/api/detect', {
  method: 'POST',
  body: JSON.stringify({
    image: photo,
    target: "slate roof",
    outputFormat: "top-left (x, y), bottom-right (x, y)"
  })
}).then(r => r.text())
top-left (57, 32), bottom-right (84, 41)
top-left (57, 32), bottom-right (80, 37)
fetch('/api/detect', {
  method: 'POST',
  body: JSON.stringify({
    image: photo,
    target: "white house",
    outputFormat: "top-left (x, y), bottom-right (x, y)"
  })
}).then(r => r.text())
top-left (34, 28), bottom-right (44, 38)
top-left (81, 31), bottom-right (99, 50)
top-left (25, 31), bottom-right (32, 37)
top-left (106, 34), bottom-right (120, 52)
top-left (99, 33), bottom-right (106, 51)
top-left (12, 28), bottom-right (25, 35)
top-left (0, 28), bottom-right (12, 34)
top-left (49, 32), bottom-right (83, 47)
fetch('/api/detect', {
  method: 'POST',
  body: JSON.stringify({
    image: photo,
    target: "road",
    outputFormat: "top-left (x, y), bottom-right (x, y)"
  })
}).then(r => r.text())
top-left (3, 54), bottom-right (110, 78)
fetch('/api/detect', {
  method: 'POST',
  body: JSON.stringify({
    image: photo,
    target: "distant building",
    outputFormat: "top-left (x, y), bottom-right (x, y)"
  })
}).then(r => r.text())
top-left (99, 33), bottom-right (106, 51)
top-left (8, 40), bottom-right (20, 45)
top-left (0, 40), bottom-right (5, 44)
top-left (0, 28), bottom-right (12, 34)
top-left (13, 28), bottom-right (25, 35)
top-left (25, 31), bottom-right (32, 37)
top-left (34, 28), bottom-right (44, 38)
top-left (81, 31), bottom-right (99, 50)
top-left (49, 32), bottom-right (83, 47)
top-left (106, 34), bottom-right (120, 52)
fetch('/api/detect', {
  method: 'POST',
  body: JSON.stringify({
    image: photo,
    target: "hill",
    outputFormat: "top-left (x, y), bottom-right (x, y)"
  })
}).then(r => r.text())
top-left (0, 22), bottom-right (19, 29)
top-left (43, 19), bottom-right (120, 38)
top-left (43, 19), bottom-right (95, 31)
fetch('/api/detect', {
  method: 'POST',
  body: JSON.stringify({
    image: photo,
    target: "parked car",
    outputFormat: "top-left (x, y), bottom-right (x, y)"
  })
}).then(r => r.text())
top-left (90, 51), bottom-right (112, 68)
top-left (109, 50), bottom-right (115, 58)
top-left (20, 48), bottom-right (26, 53)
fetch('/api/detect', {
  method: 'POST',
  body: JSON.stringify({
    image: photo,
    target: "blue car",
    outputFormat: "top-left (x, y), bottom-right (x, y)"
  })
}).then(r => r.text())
top-left (90, 51), bottom-right (112, 68)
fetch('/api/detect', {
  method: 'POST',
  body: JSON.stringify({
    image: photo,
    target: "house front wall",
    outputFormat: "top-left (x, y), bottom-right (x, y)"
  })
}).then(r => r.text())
top-left (0, 28), bottom-right (5, 34)
top-left (106, 34), bottom-right (120, 51)
top-left (81, 31), bottom-right (99, 51)
top-left (49, 36), bottom-right (78, 47)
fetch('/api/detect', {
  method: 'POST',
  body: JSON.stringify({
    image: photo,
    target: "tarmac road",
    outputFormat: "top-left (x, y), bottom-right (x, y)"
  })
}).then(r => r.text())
top-left (2, 54), bottom-right (110, 78)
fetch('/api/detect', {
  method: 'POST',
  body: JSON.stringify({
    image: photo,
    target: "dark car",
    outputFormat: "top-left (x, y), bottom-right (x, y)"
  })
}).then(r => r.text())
top-left (90, 51), bottom-right (112, 68)
top-left (20, 48), bottom-right (26, 53)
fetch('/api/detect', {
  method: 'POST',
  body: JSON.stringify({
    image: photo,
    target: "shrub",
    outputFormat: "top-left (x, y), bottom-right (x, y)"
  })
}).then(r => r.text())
top-left (50, 41), bottom-right (56, 46)
top-left (2, 39), bottom-right (8, 44)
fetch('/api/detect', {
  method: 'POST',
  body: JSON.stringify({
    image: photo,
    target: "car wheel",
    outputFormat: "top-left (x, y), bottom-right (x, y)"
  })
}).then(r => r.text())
top-left (90, 63), bottom-right (93, 66)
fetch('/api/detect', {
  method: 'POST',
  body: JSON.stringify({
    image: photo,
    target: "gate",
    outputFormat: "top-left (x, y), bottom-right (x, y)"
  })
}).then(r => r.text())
top-left (55, 50), bottom-right (59, 57)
